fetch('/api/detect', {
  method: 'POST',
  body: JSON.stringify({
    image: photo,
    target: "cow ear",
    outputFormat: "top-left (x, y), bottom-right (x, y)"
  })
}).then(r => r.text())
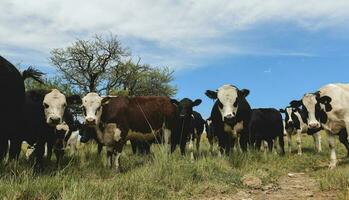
top-left (290, 100), bottom-right (302, 108)
top-left (192, 99), bottom-right (202, 107)
top-left (318, 96), bottom-right (332, 112)
top-left (205, 90), bottom-right (217, 99)
top-left (240, 89), bottom-right (250, 97)
top-left (279, 109), bottom-right (286, 113)
top-left (101, 97), bottom-right (112, 105)
top-left (318, 96), bottom-right (332, 104)
top-left (67, 95), bottom-right (82, 105)
top-left (170, 99), bottom-right (179, 105)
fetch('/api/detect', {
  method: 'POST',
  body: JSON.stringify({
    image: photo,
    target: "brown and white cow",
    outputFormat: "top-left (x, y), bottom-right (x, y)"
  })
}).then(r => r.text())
top-left (291, 83), bottom-right (349, 169)
top-left (81, 93), bottom-right (177, 172)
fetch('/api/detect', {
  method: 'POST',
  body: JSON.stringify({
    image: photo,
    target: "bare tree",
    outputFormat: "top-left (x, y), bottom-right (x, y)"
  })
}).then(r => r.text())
top-left (50, 34), bottom-right (129, 94)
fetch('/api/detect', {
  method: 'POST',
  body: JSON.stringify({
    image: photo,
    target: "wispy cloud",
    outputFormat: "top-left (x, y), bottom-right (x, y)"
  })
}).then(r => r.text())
top-left (1, 0), bottom-right (349, 70)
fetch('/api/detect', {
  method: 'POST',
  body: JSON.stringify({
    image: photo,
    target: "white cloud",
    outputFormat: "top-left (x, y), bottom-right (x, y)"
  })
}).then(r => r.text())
top-left (1, 0), bottom-right (349, 70)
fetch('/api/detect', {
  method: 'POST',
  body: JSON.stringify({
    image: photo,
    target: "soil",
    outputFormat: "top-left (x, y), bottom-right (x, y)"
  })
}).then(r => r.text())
top-left (196, 173), bottom-right (338, 200)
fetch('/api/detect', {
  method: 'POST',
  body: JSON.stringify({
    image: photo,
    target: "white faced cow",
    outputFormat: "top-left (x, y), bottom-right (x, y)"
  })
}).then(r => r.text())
top-left (43, 89), bottom-right (67, 126)
top-left (81, 92), bottom-right (177, 172)
top-left (291, 83), bottom-right (349, 169)
top-left (280, 106), bottom-right (322, 155)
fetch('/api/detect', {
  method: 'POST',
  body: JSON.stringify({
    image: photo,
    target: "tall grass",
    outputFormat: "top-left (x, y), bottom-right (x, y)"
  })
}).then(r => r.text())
top-left (1, 132), bottom-right (349, 199)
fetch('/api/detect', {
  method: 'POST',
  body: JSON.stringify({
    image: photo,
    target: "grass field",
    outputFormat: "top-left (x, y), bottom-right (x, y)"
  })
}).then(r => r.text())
top-left (1, 132), bottom-right (349, 200)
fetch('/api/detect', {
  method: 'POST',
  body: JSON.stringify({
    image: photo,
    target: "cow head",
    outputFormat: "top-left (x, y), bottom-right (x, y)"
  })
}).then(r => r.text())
top-left (279, 106), bottom-right (300, 133)
top-left (43, 89), bottom-right (66, 126)
top-left (290, 92), bottom-right (332, 132)
top-left (82, 93), bottom-right (111, 127)
top-left (171, 98), bottom-right (202, 119)
top-left (205, 84), bottom-right (249, 123)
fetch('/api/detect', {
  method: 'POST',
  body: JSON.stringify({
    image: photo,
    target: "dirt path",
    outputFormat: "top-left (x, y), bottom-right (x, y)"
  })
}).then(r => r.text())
top-left (199, 173), bottom-right (337, 200)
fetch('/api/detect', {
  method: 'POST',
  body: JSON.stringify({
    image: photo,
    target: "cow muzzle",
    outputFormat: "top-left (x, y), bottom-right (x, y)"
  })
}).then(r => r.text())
top-left (48, 117), bottom-right (61, 126)
top-left (308, 122), bottom-right (320, 130)
top-left (223, 114), bottom-right (235, 123)
top-left (85, 117), bottom-right (96, 126)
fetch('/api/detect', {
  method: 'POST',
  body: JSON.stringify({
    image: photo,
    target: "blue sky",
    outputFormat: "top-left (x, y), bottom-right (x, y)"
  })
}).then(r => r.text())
top-left (1, 1), bottom-right (349, 118)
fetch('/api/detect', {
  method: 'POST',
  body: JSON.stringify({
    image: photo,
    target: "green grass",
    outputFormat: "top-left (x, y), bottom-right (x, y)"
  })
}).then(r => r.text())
top-left (1, 132), bottom-right (349, 199)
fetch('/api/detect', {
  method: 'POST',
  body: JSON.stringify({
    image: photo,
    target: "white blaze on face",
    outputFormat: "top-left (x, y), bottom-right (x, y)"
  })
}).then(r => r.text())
top-left (217, 85), bottom-right (238, 121)
top-left (302, 94), bottom-right (320, 129)
top-left (82, 93), bottom-right (103, 126)
top-left (286, 107), bottom-right (293, 124)
top-left (43, 89), bottom-right (66, 126)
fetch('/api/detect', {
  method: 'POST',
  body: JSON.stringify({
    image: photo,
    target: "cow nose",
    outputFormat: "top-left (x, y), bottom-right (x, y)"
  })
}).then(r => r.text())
top-left (309, 122), bottom-right (320, 129)
top-left (224, 114), bottom-right (234, 122)
top-left (50, 117), bottom-right (61, 125)
top-left (85, 117), bottom-right (96, 125)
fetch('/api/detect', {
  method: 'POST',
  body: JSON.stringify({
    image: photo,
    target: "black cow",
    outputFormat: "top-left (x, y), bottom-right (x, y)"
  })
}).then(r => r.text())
top-left (205, 84), bottom-right (285, 155)
top-left (9, 89), bottom-right (80, 169)
top-left (171, 98), bottom-right (204, 160)
top-left (205, 118), bottom-right (217, 152)
top-left (0, 56), bottom-right (43, 160)
top-left (250, 108), bottom-right (285, 154)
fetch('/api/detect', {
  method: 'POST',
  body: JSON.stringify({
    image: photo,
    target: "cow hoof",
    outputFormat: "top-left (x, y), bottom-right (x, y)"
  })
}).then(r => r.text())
top-left (328, 162), bottom-right (337, 170)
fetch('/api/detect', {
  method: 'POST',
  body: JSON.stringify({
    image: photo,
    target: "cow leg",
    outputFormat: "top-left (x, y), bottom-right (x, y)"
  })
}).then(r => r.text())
top-left (0, 138), bottom-right (8, 161)
top-left (106, 146), bottom-right (114, 168)
top-left (327, 131), bottom-right (337, 169)
top-left (255, 138), bottom-right (262, 151)
top-left (267, 139), bottom-right (274, 152)
top-left (278, 135), bottom-right (285, 155)
top-left (196, 132), bottom-right (201, 152)
top-left (188, 134), bottom-right (194, 161)
top-left (180, 139), bottom-right (186, 157)
top-left (296, 131), bottom-right (302, 155)
top-left (287, 132), bottom-right (292, 153)
top-left (34, 141), bottom-right (45, 172)
top-left (97, 142), bottom-right (103, 156)
top-left (114, 151), bottom-right (121, 173)
top-left (130, 140), bottom-right (137, 154)
top-left (312, 132), bottom-right (322, 153)
top-left (163, 128), bottom-right (171, 151)
top-left (239, 132), bottom-right (248, 152)
top-left (46, 142), bottom-right (53, 161)
top-left (338, 130), bottom-right (349, 157)
top-left (9, 139), bottom-right (21, 160)
top-left (54, 149), bottom-right (64, 168)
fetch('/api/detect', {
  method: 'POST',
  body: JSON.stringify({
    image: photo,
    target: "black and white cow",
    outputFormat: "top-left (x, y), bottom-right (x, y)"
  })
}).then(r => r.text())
top-left (9, 89), bottom-right (80, 169)
top-left (171, 98), bottom-right (204, 160)
top-left (280, 106), bottom-right (322, 155)
top-left (291, 83), bottom-right (349, 168)
top-left (205, 84), bottom-right (285, 155)
top-left (205, 85), bottom-right (251, 154)
top-left (0, 56), bottom-right (43, 160)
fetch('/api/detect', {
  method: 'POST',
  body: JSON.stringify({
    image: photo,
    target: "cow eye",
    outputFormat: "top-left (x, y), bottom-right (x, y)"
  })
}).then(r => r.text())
top-left (233, 100), bottom-right (238, 107)
top-left (95, 106), bottom-right (101, 115)
top-left (43, 103), bottom-right (49, 109)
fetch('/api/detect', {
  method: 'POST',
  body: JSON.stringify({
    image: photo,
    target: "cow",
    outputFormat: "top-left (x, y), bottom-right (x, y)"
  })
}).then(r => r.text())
top-left (170, 98), bottom-right (204, 160)
top-left (205, 84), bottom-right (252, 154)
top-left (290, 83), bottom-right (349, 168)
top-left (8, 89), bottom-right (80, 170)
top-left (205, 84), bottom-right (285, 155)
top-left (205, 118), bottom-right (216, 153)
top-left (81, 93), bottom-right (177, 172)
top-left (250, 108), bottom-right (285, 154)
top-left (280, 106), bottom-right (322, 155)
top-left (0, 56), bottom-right (43, 160)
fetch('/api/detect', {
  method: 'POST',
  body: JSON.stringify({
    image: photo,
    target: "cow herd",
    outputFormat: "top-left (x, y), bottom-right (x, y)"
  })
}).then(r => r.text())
top-left (1, 55), bottom-right (349, 172)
